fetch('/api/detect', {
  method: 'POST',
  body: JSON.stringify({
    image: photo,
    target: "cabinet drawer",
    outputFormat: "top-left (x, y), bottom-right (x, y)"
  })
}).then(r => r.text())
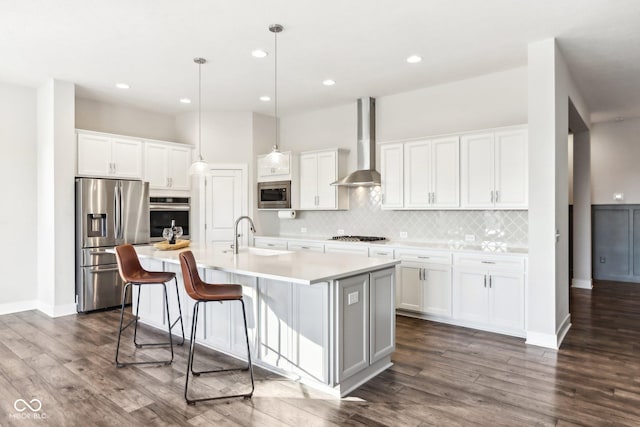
top-left (325, 244), bottom-right (369, 256)
top-left (254, 238), bottom-right (288, 250)
top-left (453, 254), bottom-right (525, 271)
top-left (369, 247), bottom-right (394, 259)
top-left (287, 241), bottom-right (325, 253)
top-left (396, 249), bottom-right (451, 265)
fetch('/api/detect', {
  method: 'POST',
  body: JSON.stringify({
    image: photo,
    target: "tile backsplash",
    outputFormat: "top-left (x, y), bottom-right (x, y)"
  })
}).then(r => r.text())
top-left (279, 186), bottom-right (528, 247)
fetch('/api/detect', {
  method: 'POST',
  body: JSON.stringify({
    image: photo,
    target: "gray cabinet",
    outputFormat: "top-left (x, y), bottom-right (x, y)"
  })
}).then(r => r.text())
top-left (593, 205), bottom-right (640, 283)
top-left (370, 268), bottom-right (395, 364)
top-left (336, 273), bottom-right (369, 381)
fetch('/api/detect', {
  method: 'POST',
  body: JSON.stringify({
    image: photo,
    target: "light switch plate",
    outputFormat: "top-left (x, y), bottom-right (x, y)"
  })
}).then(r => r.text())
top-left (300, 227), bottom-right (307, 233)
top-left (399, 231), bottom-right (408, 239)
top-left (337, 229), bottom-right (345, 235)
top-left (465, 234), bottom-right (476, 242)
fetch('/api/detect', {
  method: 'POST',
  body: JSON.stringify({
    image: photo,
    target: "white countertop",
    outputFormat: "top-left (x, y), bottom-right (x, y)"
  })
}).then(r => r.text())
top-left (257, 235), bottom-right (528, 255)
top-left (133, 243), bottom-right (399, 285)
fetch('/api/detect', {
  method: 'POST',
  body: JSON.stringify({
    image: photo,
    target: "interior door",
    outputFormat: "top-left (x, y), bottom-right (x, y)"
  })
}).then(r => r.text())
top-left (205, 169), bottom-right (244, 245)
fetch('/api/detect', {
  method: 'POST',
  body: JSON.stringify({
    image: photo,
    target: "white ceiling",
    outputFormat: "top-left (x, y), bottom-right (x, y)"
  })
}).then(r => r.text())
top-left (1, 0), bottom-right (639, 122)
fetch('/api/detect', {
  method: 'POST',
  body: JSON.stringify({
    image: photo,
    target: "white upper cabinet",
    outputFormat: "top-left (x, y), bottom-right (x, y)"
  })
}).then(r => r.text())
top-left (461, 127), bottom-right (527, 209)
top-left (299, 149), bottom-right (349, 210)
top-left (143, 141), bottom-right (191, 191)
top-left (380, 143), bottom-right (404, 209)
top-left (257, 151), bottom-right (292, 182)
top-left (77, 132), bottom-right (142, 179)
top-left (382, 136), bottom-right (459, 210)
top-left (494, 129), bottom-right (528, 208)
top-left (460, 133), bottom-right (494, 208)
top-left (404, 137), bottom-right (459, 209)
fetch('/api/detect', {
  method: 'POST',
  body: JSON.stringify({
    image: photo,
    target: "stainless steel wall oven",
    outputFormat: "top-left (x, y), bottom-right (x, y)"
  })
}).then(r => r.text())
top-left (149, 197), bottom-right (190, 242)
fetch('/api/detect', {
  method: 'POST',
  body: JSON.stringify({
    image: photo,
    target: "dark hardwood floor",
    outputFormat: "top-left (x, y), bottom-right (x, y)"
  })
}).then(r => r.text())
top-left (1, 281), bottom-right (639, 426)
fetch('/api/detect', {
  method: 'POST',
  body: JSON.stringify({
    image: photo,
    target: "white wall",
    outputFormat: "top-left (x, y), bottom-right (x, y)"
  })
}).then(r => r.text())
top-left (176, 111), bottom-right (255, 243)
top-left (280, 103), bottom-right (357, 171)
top-left (591, 117), bottom-right (640, 204)
top-left (37, 79), bottom-right (77, 317)
top-left (0, 83), bottom-right (38, 312)
top-left (527, 38), bottom-right (590, 349)
top-left (377, 67), bottom-right (528, 141)
top-left (572, 130), bottom-right (592, 289)
top-left (76, 97), bottom-right (178, 141)
top-left (280, 67), bottom-right (527, 173)
top-left (251, 113), bottom-right (280, 236)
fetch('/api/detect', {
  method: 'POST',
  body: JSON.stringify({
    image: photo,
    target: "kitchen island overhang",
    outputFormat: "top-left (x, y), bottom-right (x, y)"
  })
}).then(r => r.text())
top-left (128, 244), bottom-right (399, 397)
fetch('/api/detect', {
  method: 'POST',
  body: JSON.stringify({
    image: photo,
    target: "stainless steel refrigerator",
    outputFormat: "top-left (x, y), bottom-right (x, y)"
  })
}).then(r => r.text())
top-left (75, 178), bottom-right (149, 312)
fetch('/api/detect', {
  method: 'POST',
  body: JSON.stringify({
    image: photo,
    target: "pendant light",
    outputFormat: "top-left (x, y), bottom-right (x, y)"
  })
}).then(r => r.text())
top-left (265, 24), bottom-right (286, 168)
top-left (189, 57), bottom-right (209, 175)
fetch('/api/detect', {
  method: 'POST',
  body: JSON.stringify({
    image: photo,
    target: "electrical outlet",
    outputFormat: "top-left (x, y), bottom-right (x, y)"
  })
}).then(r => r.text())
top-left (337, 229), bottom-right (345, 235)
top-left (301, 227), bottom-right (307, 233)
top-left (465, 234), bottom-right (476, 242)
top-left (399, 231), bottom-right (408, 239)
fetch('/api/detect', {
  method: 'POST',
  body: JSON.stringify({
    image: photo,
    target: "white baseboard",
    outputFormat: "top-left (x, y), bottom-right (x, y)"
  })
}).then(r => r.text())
top-left (37, 302), bottom-right (77, 318)
top-left (556, 313), bottom-right (572, 347)
top-left (526, 314), bottom-right (572, 349)
top-left (571, 278), bottom-right (593, 289)
top-left (0, 300), bottom-right (39, 316)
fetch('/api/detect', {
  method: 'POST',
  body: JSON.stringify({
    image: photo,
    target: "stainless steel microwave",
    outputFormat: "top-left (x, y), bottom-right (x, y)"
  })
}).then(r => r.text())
top-left (258, 180), bottom-right (291, 209)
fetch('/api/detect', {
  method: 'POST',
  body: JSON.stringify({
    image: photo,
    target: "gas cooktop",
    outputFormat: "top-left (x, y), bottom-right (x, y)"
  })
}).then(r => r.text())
top-left (329, 235), bottom-right (387, 242)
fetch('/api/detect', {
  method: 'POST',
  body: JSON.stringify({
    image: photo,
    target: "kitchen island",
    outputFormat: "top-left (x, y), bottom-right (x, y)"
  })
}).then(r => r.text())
top-left (130, 244), bottom-right (399, 397)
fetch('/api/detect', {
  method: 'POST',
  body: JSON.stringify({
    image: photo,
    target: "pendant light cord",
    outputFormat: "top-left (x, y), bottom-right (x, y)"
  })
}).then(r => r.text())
top-left (198, 60), bottom-right (202, 160)
top-left (274, 28), bottom-right (279, 150)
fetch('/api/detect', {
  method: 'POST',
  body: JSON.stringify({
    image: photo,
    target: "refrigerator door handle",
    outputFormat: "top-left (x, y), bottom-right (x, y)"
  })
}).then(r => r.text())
top-left (114, 183), bottom-right (121, 240)
top-left (118, 181), bottom-right (124, 239)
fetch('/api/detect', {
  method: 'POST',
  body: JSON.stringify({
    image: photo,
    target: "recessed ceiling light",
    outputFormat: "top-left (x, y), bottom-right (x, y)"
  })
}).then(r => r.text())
top-left (322, 79), bottom-right (336, 86)
top-left (252, 50), bottom-right (268, 58)
top-left (259, 96), bottom-right (271, 102)
top-left (406, 55), bottom-right (422, 64)
top-left (179, 98), bottom-right (191, 104)
top-left (115, 83), bottom-right (130, 89)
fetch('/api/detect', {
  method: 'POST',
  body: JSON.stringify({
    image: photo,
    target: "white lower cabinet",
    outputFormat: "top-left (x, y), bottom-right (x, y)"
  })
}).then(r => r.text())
top-left (287, 241), bottom-right (325, 252)
top-left (253, 237), bottom-right (288, 250)
top-left (396, 250), bottom-right (452, 318)
top-left (452, 254), bottom-right (525, 335)
top-left (325, 243), bottom-right (369, 256)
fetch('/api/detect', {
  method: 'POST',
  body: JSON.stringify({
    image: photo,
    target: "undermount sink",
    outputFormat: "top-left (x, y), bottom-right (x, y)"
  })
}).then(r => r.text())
top-left (221, 247), bottom-right (291, 256)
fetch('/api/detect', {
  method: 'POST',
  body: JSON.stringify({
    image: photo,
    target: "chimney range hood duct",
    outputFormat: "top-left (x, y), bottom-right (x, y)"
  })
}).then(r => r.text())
top-left (331, 97), bottom-right (381, 187)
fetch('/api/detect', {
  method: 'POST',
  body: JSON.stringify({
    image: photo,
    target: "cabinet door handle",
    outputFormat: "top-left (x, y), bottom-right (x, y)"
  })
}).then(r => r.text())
top-left (418, 256), bottom-right (430, 259)
top-left (484, 275), bottom-right (487, 288)
top-left (422, 268), bottom-right (427, 281)
top-left (301, 246), bottom-right (310, 250)
top-left (267, 243), bottom-right (275, 247)
top-left (489, 275), bottom-right (492, 288)
top-left (481, 261), bottom-right (496, 264)
top-left (490, 190), bottom-right (494, 203)
top-left (495, 190), bottom-right (499, 203)
top-left (419, 268), bottom-right (423, 280)
top-left (432, 192), bottom-right (436, 204)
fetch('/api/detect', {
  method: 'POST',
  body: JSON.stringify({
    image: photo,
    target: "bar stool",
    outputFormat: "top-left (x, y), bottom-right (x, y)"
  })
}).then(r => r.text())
top-left (114, 244), bottom-right (185, 368)
top-left (178, 250), bottom-right (254, 405)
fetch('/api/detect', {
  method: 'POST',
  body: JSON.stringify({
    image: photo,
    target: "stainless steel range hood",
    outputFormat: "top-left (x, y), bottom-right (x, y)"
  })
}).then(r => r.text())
top-left (331, 97), bottom-right (381, 187)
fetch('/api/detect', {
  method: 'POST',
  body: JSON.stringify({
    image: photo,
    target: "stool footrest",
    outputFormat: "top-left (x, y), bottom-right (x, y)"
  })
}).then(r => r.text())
top-left (192, 365), bottom-right (250, 376)
top-left (186, 392), bottom-right (253, 406)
